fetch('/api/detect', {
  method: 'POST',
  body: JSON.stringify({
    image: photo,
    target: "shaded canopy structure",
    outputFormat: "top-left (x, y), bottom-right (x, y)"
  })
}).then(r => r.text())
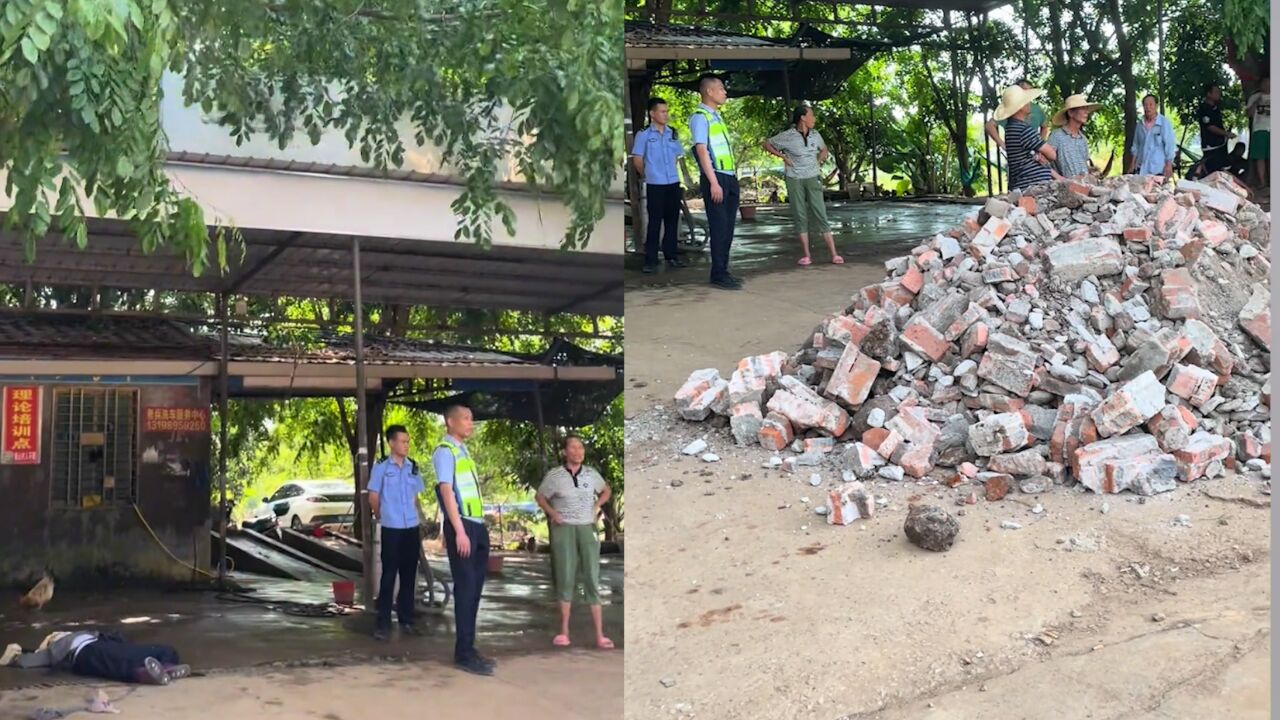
top-left (392, 338), bottom-right (623, 427)
top-left (624, 0), bottom-right (1013, 245)
top-left (631, 23), bottom-right (896, 101)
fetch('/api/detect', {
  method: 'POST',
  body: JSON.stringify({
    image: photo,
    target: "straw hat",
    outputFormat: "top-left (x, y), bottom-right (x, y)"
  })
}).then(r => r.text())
top-left (1052, 94), bottom-right (1102, 126)
top-left (993, 85), bottom-right (1045, 121)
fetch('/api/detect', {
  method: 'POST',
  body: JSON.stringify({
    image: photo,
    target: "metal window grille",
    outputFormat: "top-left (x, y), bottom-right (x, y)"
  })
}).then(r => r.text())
top-left (50, 388), bottom-right (139, 508)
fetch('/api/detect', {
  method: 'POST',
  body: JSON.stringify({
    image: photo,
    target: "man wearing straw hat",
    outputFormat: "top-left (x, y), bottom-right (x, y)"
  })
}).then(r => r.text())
top-left (1047, 94), bottom-right (1101, 179)
top-left (993, 84), bottom-right (1057, 191)
top-left (985, 79), bottom-right (1050, 150)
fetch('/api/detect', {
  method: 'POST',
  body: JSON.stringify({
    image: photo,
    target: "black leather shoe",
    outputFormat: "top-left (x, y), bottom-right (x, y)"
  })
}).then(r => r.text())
top-left (373, 628), bottom-right (389, 641)
top-left (666, 257), bottom-right (688, 268)
top-left (726, 273), bottom-right (745, 286)
top-left (455, 656), bottom-right (495, 676)
top-left (710, 277), bottom-right (742, 290)
top-left (642, 264), bottom-right (658, 274)
top-left (399, 624), bottom-right (424, 636)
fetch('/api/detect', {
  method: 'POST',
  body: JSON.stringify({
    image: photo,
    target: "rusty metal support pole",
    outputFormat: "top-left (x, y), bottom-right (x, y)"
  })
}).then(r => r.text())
top-left (217, 293), bottom-right (229, 587)
top-left (983, 111), bottom-right (994, 197)
top-left (353, 238), bottom-right (374, 608)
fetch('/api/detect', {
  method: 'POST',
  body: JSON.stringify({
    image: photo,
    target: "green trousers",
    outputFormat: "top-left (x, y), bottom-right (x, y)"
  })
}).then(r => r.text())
top-left (549, 523), bottom-right (601, 604)
top-left (784, 175), bottom-right (830, 235)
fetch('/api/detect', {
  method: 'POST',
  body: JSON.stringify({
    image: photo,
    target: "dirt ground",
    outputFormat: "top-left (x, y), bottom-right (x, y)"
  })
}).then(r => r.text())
top-left (0, 650), bottom-right (621, 719)
top-left (623, 263), bottom-right (1272, 720)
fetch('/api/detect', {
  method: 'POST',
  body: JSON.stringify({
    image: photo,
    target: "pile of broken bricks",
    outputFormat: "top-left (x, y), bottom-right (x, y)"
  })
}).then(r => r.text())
top-left (674, 173), bottom-right (1272, 525)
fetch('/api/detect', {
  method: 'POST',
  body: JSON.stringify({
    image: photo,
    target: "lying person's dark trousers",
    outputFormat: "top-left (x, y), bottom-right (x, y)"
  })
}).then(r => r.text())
top-left (71, 637), bottom-right (180, 683)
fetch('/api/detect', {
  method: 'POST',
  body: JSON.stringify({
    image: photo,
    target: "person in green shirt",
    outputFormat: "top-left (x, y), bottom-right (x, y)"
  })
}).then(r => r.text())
top-left (985, 79), bottom-right (1050, 149)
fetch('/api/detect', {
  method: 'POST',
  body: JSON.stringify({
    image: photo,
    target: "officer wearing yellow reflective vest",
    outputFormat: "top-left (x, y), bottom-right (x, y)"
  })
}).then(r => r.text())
top-left (432, 402), bottom-right (496, 676)
top-left (689, 73), bottom-right (743, 291)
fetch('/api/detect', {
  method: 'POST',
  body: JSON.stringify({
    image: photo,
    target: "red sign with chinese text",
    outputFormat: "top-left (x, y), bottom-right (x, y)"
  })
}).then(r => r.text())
top-left (2, 386), bottom-right (41, 465)
top-left (144, 407), bottom-right (209, 433)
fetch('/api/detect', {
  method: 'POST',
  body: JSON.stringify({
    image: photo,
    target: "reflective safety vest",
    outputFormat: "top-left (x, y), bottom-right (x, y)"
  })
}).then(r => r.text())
top-left (691, 107), bottom-right (735, 173)
top-left (438, 442), bottom-right (484, 521)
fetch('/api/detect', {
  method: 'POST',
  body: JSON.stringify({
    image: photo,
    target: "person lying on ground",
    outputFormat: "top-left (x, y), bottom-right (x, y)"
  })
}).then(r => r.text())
top-left (2, 630), bottom-right (189, 685)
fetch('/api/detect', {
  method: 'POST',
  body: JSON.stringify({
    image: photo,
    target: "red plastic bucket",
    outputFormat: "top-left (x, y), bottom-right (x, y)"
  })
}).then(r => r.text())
top-left (332, 580), bottom-right (356, 605)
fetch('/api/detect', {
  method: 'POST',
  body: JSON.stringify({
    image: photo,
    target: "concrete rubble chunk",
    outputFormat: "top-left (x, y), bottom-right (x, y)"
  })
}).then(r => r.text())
top-left (827, 482), bottom-right (874, 525)
top-left (1171, 431), bottom-right (1232, 482)
top-left (670, 177), bottom-right (1269, 497)
top-left (977, 332), bottom-right (1039, 397)
top-left (1045, 237), bottom-right (1125, 282)
top-left (1239, 284), bottom-right (1271, 351)
top-left (968, 412), bottom-right (1030, 456)
top-left (1092, 370), bottom-right (1166, 437)
top-left (675, 369), bottom-right (728, 421)
top-left (843, 442), bottom-right (887, 477)
top-left (1165, 363), bottom-right (1218, 408)
top-left (766, 376), bottom-right (850, 437)
top-left (758, 412), bottom-right (795, 452)
top-left (825, 344), bottom-right (882, 407)
top-left (988, 449), bottom-right (1048, 477)
top-left (1074, 434), bottom-right (1161, 494)
top-left (730, 402), bottom-right (765, 446)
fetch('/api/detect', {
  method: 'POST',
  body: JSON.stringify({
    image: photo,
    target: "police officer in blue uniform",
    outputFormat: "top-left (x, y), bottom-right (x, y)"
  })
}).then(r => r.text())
top-left (368, 424), bottom-right (427, 640)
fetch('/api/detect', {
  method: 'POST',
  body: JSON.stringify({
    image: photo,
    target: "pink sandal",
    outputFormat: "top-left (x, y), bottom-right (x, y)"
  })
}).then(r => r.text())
top-left (553, 634), bottom-right (571, 647)
top-left (832, 255), bottom-right (845, 264)
top-left (596, 637), bottom-right (615, 650)
top-left (797, 256), bottom-right (812, 266)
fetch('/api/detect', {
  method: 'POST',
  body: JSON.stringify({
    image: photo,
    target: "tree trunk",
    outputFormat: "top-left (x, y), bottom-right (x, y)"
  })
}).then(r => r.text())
top-left (1226, 37), bottom-right (1267, 102)
top-left (1106, 0), bottom-right (1138, 174)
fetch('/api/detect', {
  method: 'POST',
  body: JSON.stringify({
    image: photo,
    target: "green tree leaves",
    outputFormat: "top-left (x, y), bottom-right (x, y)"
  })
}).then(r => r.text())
top-left (1, 0), bottom-right (622, 272)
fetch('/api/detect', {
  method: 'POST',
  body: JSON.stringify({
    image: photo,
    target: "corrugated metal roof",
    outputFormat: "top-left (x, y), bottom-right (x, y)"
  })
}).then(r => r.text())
top-left (627, 23), bottom-right (785, 49)
top-left (0, 314), bottom-right (537, 368)
top-left (0, 217), bottom-right (622, 317)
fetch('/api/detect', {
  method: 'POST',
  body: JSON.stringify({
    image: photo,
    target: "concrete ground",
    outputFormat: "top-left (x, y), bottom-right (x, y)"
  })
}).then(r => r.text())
top-left (623, 239), bottom-right (1270, 719)
top-left (0, 650), bottom-right (621, 720)
top-left (1, 553), bottom-right (621, 715)
top-left (625, 200), bottom-right (976, 283)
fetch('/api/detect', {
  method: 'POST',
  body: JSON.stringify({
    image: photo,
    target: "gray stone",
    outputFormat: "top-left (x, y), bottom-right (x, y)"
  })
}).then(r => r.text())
top-left (682, 439), bottom-right (708, 456)
top-left (878, 465), bottom-right (906, 481)
top-left (1020, 476), bottom-right (1052, 494)
top-left (904, 504), bottom-right (960, 552)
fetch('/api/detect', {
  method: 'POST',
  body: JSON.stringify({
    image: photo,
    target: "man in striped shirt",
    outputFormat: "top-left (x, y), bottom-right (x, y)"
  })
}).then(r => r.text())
top-left (993, 85), bottom-right (1057, 191)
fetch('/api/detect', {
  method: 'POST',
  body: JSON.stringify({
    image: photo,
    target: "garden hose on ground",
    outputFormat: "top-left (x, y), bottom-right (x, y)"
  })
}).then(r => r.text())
top-left (132, 504), bottom-right (217, 580)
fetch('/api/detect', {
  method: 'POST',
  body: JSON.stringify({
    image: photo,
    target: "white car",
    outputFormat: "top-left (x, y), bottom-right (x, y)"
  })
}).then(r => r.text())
top-left (248, 480), bottom-right (357, 531)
